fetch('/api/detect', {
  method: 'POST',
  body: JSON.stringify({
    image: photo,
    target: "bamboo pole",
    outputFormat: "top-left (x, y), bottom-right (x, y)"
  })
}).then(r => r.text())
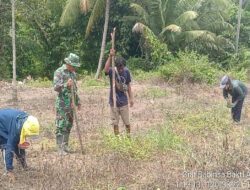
top-left (71, 85), bottom-right (84, 154)
top-left (111, 27), bottom-right (116, 108)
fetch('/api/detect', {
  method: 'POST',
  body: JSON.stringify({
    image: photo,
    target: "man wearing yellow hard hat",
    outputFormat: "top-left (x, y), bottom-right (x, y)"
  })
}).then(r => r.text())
top-left (0, 108), bottom-right (40, 182)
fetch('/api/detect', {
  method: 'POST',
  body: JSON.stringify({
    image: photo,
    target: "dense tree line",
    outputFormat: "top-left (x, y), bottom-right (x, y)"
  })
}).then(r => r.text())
top-left (0, 0), bottom-right (249, 80)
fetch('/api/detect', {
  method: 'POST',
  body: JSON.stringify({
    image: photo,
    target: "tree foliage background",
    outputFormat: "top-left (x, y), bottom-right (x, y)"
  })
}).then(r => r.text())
top-left (0, 0), bottom-right (249, 81)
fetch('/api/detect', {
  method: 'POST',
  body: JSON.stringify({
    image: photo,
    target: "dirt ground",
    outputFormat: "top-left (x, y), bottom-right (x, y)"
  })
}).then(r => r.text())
top-left (0, 77), bottom-right (250, 190)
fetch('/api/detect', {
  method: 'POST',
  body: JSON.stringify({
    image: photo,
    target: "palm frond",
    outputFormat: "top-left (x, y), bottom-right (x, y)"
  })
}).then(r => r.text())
top-left (132, 22), bottom-right (154, 37)
top-left (198, 11), bottom-right (223, 24)
top-left (161, 24), bottom-right (182, 34)
top-left (130, 3), bottom-right (149, 25)
top-left (216, 35), bottom-right (235, 50)
top-left (209, 0), bottom-right (231, 8)
top-left (204, 21), bottom-right (234, 34)
top-left (85, 0), bottom-right (105, 37)
top-left (177, 0), bottom-right (200, 11)
top-left (184, 31), bottom-right (219, 50)
top-left (149, 0), bottom-right (169, 34)
top-left (175, 11), bottom-right (198, 25)
top-left (181, 30), bottom-right (212, 43)
top-left (162, 0), bottom-right (169, 13)
top-left (149, 0), bottom-right (164, 17)
top-left (196, 0), bottom-right (231, 15)
top-left (157, 0), bottom-right (165, 29)
top-left (159, 24), bottom-right (182, 42)
top-left (60, 0), bottom-right (80, 26)
top-left (182, 30), bottom-right (234, 51)
top-left (80, 0), bottom-right (91, 14)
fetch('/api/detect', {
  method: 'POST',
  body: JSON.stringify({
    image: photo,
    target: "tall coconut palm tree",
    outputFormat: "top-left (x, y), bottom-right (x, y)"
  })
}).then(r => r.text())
top-left (60, 0), bottom-right (110, 79)
top-left (94, 0), bottom-right (110, 79)
top-left (130, 0), bottom-right (235, 53)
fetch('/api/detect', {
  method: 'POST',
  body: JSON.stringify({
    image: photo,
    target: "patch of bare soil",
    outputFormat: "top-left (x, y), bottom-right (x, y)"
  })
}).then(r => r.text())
top-left (0, 78), bottom-right (249, 190)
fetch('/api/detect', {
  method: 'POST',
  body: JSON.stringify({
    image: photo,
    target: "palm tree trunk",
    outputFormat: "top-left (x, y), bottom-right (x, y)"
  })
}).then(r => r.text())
top-left (11, 0), bottom-right (17, 101)
top-left (235, 0), bottom-right (243, 53)
top-left (95, 0), bottom-right (111, 79)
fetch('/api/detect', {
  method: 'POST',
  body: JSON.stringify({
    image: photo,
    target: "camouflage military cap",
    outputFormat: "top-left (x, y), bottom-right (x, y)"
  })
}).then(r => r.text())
top-left (64, 53), bottom-right (80, 67)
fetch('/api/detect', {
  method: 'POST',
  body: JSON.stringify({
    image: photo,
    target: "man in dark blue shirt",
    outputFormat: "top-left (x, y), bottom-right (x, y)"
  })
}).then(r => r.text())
top-left (220, 75), bottom-right (248, 122)
top-left (104, 49), bottom-right (134, 136)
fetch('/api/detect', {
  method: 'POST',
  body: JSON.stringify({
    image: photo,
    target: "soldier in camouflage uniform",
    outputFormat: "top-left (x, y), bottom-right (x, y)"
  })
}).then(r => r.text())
top-left (53, 53), bottom-right (81, 155)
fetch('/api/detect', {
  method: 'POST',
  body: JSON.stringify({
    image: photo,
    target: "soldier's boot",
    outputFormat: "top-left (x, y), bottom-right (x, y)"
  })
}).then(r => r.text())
top-left (63, 133), bottom-right (73, 153)
top-left (125, 125), bottom-right (131, 138)
top-left (114, 125), bottom-right (119, 136)
top-left (56, 134), bottom-right (67, 156)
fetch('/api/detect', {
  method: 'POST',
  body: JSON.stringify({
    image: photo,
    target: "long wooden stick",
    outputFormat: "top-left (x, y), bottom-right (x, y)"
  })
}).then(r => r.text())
top-left (111, 27), bottom-right (117, 108)
top-left (71, 85), bottom-right (84, 154)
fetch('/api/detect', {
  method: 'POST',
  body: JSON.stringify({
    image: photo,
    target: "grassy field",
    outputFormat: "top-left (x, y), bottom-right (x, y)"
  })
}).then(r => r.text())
top-left (0, 76), bottom-right (249, 190)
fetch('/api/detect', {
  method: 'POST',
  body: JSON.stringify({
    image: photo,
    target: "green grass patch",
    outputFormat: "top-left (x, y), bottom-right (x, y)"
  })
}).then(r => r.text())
top-left (24, 79), bottom-right (52, 88)
top-left (171, 103), bottom-right (232, 136)
top-left (143, 87), bottom-right (170, 98)
top-left (102, 124), bottom-right (187, 160)
top-left (81, 76), bottom-right (109, 87)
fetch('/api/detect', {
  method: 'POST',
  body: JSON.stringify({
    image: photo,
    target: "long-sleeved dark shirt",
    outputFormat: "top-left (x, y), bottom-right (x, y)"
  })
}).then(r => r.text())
top-left (0, 109), bottom-right (28, 171)
top-left (223, 80), bottom-right (248, 103)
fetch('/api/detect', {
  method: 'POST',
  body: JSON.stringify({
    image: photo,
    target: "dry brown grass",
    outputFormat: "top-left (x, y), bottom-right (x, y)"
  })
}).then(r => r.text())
top-left (0, 79), bottom-right (249, 190)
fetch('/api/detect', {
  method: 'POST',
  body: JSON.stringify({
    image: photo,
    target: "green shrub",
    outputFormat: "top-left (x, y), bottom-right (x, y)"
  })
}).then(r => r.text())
top-left (127, 57), bottom-right (148, 71)
top-left (219, 47), bottom-right (250, 81)
top-left (159, 50), bottom-right (218, 85)
top-left (145, 32), bottom-right (172, 70)
top-left (221, 48), bottom-right (250, 82)
top-left (227, 67), bottom-right (248, 82)
top-left (236, 48), bottom-right (250, 69)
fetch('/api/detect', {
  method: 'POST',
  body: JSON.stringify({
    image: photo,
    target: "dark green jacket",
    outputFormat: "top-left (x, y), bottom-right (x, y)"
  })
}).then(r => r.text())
top-left (223, 80), bottom-right (248, 103)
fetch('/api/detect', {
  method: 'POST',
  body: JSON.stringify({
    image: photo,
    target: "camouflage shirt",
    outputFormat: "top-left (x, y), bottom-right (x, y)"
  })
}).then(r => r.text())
top-left (53, 64), bottom-right (80, 109)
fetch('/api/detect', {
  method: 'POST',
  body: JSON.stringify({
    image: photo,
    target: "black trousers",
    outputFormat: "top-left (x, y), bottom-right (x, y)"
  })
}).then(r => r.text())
top-left (231, 97), bottom-right (245, 122)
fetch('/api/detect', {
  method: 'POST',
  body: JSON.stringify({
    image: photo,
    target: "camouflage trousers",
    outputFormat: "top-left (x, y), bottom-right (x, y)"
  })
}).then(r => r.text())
top-left (56, 108), bottom-right (73, 134)
top-left (55, 97), bottom-right (74, 135)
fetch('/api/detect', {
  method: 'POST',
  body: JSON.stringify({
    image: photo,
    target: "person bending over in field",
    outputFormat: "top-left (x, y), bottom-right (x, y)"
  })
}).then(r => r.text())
top-left (220, 75), bottom-right (248, 123)
top-left (0, 108), bottom-right (40, 182)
